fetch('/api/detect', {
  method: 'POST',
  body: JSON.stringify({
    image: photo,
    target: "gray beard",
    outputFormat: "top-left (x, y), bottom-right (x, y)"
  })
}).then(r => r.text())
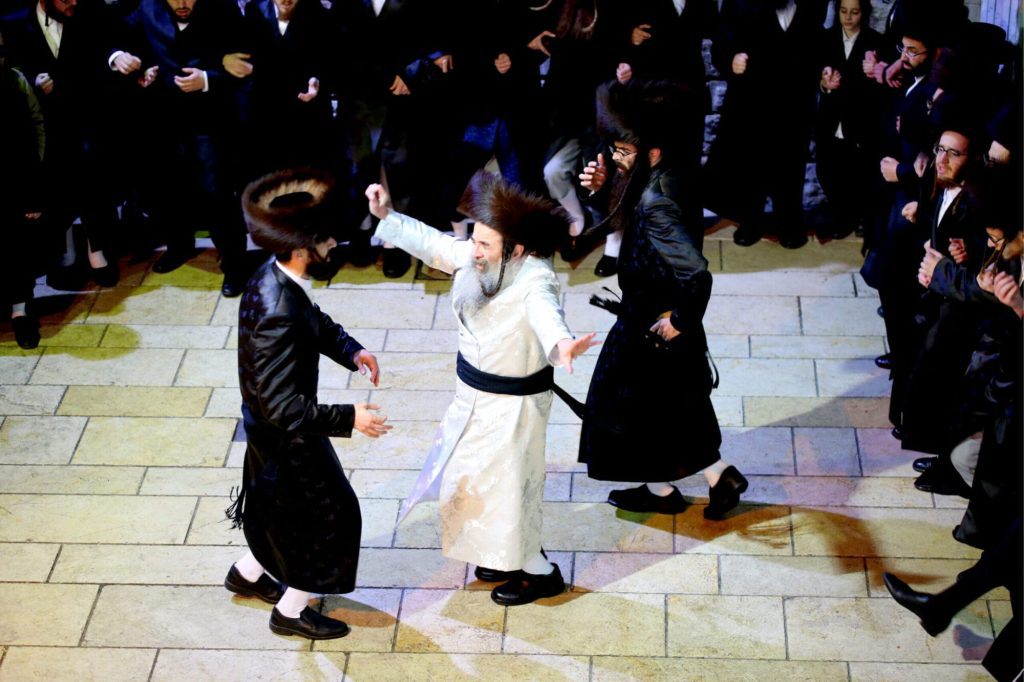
top-left (452, 258), bottom-right (522, 318)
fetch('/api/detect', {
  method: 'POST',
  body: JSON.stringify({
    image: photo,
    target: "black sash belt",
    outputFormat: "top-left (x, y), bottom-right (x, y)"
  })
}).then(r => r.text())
top-left (456, 352), bottom-right (585, 418)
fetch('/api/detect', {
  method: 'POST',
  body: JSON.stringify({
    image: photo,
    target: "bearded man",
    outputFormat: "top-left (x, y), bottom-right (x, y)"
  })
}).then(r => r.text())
top-left (225, 168), bottom-right (392, 640)
top-left (365, 171), bottom-right (598, 606)
top-left (573, 80), bottom-right (748, 520)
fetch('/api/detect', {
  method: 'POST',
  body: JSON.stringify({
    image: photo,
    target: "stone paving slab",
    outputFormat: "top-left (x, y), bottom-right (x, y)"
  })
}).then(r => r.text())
top-left (0, 240), bottom-right (1003, 680)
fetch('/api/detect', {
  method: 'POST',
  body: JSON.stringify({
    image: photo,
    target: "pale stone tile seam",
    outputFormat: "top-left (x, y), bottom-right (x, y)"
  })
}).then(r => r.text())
top-left (146, 647), bottom-right (160, 682)
top-left (76, 584), bottom-right (103, 647)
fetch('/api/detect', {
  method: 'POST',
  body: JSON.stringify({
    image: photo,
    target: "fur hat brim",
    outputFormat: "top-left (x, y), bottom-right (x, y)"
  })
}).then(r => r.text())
top-left (457, 170), bottom-right (569, 258)
top-left (242, 168), bottom-right (337, 254)
top-left (596, 80), bottom-right (695, 156)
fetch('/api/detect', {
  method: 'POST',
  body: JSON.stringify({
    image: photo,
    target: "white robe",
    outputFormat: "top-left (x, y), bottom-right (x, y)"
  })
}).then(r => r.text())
top-left (376, 212), bottom-right (572, 570)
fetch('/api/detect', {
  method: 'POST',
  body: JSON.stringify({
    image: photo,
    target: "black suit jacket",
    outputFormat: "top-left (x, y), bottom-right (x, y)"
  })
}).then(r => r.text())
top-left (114, 0), bottom-right (240, 132)
top-left (2, 0), bottom-right (113, 142)
top-left (619, 0), bottom-right (718, 109)
top-left (814, 25), bottom-right (882, 148)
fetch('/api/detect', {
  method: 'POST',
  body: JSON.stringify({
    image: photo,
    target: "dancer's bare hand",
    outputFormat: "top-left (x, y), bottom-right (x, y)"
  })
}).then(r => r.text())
top-left (992, 271), bottom-right (1024, 318)
top-left (139, 65), bottom-right (159, 88)
top-left (557, 333), bottom-right (600, 374)
top-left (731, 53), bottom-right (749, 76)
top-left (494, 53), bottom-right (512, 74)
top-left (616, 62), bottom-right (633, 84)
top-left (948, 238), bottom-right (967, 265)
top-left (354, 403), bottom-right (392, 438)
top-left (918, 240), bottom-right (942, 288)
top-left (353, 349), bottom-right (381, 386)
top-left (364, 183), bottom-right (391, 220)
top-left (528, 30), bottom-right (556, 57)
top-left (901, 201), bottom-right (918, 223)
top-left (174, 67), bottom-right (205, 93)
top-left (113, 51), bottom-right (142, 75)
top-left (579, 153), bottom-right (608, 193)
top-left (297, 77), bottom-right (319, 102)
top-left (223, 52), bottom-right (253, 78)
top-left (389, 74), bottom-right (410, 96)
top-left (631, 24), bottom-right (652, 46)
top-left (649, 316), bottom-right (680, 342)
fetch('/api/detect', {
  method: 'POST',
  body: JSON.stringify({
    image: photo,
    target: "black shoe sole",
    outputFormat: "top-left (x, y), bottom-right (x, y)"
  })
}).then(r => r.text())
top-left (269, 621), bottom-right (350, 640)
top-left (224, 581), bottom-right (281, 605)
top-left (607, 497), bottom-right (687, 515)
top-left (703, 478), bottom-right (749, 520)
top-left (490, 582), bottom-right (565, 606)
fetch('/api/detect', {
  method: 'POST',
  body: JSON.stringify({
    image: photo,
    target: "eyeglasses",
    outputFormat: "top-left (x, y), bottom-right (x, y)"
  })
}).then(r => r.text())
top-left (610, 145), bottom-right (636, 159)
top-left (933, 144), bottom-right (966, 159)
top-left (896, 44), bottom-right (926, 58)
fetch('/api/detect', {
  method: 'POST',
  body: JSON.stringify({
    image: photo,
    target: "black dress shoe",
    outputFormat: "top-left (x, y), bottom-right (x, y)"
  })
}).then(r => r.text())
top-left (91, 262), bottom-right (120, 288)
top-left (913, 465), bottom-right (971, 497)
top-left (704, 465), bottom-right (748, 520)
top-left (12, 315), bottom-right (40, 349)
top-left (475, 566), bottom-right (522, 582)
top-left (594, 255), bottom-right (618, 277)
top-left (874, 353), bottom-right (894, 370)
top-left (46, 266), bottom-right (87, 292)
top-left (382, 248), bottom-right (411, 278)
top-left (883, 573), bottom-right (949, 636)
top-left (891, 426), bottom-right (903, 440)
top-left (876, 305), bottom-right (884, 318)
top-left (608, 484), bottom-right (688, 514)
top-left (491, 564), bottom-right (565, 606)
top-left (220, 272), bottom-right (247, 298)
top-left (778, 233), bottom-right (809, 249)
top-left (732, 227), bottom-right (762, 246)
top-left (153, 246), bottom-right (194, 274)
top-left (224, 565), bottom-right (285, 604)
top-left (913, 456), bottom-right (938, 473)
top-left (269, 606), bottom-right (350, 640)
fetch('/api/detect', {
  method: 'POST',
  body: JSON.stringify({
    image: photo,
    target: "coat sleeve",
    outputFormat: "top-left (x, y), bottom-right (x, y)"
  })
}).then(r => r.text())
top-left (249, 312), bottom-right (356, 437)
top-left (643, 194), bottom-right (713, 333)
top-left (315, 306), bottom-right (364, 371)
top-left (374, 211), bottom-right (472, 274)
top-left (524, 268), bottom-right (573, 365)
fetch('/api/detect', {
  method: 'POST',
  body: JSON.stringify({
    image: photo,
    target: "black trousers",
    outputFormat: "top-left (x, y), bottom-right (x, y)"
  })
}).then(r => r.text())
top-left (815, 135), bottom-right (875, 232)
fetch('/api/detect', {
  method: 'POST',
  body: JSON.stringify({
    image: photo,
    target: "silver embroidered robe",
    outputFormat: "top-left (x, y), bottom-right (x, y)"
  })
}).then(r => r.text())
top-left (376, 211), bottom-right (572, 571)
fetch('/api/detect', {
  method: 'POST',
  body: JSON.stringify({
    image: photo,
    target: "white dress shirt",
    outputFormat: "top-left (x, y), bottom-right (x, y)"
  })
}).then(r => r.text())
top-left (776, 1), bottom-right (797, 31)
top-left (36, 3), bottom-right (62, 58)
top-left (937, 186), bottom-right (962, 226)
top-left (672, 0), bottom-right (686, 15)
top-left (371, 0), bottom-right (385, 17)
top-left (833, 30), bottom-right (860, 140)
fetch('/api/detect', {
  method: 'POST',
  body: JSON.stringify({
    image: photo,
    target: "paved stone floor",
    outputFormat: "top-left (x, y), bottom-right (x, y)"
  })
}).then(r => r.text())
top-left (0, 229), bottom-right (1004, 681)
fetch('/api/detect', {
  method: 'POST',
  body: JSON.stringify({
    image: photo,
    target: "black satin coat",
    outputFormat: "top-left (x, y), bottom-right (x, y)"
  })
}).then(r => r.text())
top-left (580, 167), bottom-right (722, 481)
top-left (234, 259), bottom-right (364, 593)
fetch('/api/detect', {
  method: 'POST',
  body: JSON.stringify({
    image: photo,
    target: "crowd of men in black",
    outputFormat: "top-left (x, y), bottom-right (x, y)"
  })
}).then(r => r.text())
top-left (0, 0), bottom-right (1021, 673)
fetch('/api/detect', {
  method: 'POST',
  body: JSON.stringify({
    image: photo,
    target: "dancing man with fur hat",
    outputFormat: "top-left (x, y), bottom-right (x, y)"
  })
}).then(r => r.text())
top-left (573, 80), bottom-right (749, 520)
top-left (365, 171), bottom-right (599, 605)
top-left (224, 168), bottom-right (393, 640)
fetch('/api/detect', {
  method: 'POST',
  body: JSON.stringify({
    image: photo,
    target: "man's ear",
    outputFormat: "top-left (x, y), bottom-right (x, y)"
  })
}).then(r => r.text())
top-left (513, 244), bottom-right (526, 259)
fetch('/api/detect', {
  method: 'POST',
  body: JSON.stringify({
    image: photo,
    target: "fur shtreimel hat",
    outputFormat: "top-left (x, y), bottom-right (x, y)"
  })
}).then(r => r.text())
top-left (596, 79), bottom-right (695, 156)
top-left (457, 170), bottom-right (569, 258)
top-left (242, 168), bottom-right (337, 254)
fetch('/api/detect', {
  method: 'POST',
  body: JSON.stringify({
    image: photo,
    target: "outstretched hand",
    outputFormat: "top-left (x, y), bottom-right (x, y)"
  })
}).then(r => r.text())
top-left (352, 349), bottom-right (380, 386)
top-left (557, 332), bottom-right (600, 374)
top-left (354, 403), bottom-right (392, 438)
top-left (364, 183), bottom-right (391, 220)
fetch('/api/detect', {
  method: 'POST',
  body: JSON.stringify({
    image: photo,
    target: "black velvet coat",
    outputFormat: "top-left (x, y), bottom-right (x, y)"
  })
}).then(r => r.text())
top-left (580, 167), bottom-right (721, 482)
top-left (233, 259), bottom-right (365, 594)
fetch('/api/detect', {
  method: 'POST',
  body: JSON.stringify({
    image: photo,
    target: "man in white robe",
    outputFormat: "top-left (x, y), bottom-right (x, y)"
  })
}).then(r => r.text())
top-left (365, 171), bottom-right (597, 605)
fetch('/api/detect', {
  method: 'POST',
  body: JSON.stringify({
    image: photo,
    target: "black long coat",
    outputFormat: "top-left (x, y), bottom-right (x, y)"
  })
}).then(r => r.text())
top-left (234, 259), bottom-right (365, 594)
top-left (579, 167), bottom-right (721, 482)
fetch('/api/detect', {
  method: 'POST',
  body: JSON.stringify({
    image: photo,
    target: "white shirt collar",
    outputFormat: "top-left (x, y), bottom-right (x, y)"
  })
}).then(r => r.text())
top-left (905, 74), bottom-right (925, 96)
top-left (371, 0), bottom-right (386, 16)
top-left (672, 0), bottom-right (686, 15)
top-left (273, 3), bottom-right (289, 34)
top-left (275, 260), bottom-right (313, 298)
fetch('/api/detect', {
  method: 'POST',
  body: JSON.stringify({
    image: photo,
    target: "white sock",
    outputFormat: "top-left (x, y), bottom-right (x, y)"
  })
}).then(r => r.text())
top-left (61, 227), bottom-right (76, 267)
top-left (87, 242), bottom-right (108, 269)
top-left (704, 460), bottom-right (729, 488)
top-left (521, 551), bottom-right (554, 576)
top-left (646, 482), bottom-right (675, 497)
top-left (234, 551), bottom-right (264, 583)
top-left (604, 229), bottom-right (622, 257)
top-left (275, 587), bottom-right (311, 618)
top-left (11, 302), bottom-right (27, 318)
